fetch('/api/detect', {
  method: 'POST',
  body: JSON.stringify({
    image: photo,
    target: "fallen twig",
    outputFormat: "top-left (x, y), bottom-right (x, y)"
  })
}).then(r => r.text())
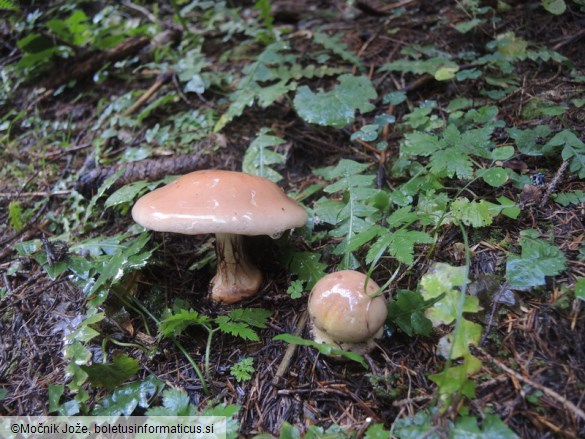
top-left (272, 311), bottom-right (308, 388)
top-left (539, 160), bottom-right (569, 208)
top-left (471, 345), bottom-right (585, 423)
top-left (75, 151), bottom-right (208, 198)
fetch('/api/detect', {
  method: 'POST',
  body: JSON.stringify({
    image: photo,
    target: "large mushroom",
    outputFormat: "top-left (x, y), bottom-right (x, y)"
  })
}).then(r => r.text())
top-left (132, 170), bottom-right (307, 303)
top-left (308, 270), bottom-right (387, 355)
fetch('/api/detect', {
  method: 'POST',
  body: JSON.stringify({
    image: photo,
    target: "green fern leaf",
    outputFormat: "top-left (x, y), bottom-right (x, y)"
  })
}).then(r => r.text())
top-left (242, 128), bottom-right (287, 182)
top-left (313, 32), bottom-right (364, 69)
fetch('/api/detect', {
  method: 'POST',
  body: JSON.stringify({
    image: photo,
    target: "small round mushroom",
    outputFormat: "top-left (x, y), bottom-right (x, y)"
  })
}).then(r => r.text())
top-left (308, 270), bottom-right (387, 355)
top-left (132, 170), bottom-right (307, 303)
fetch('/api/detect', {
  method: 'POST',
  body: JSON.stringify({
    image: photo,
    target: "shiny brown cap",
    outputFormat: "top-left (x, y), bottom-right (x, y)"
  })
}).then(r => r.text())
top-left (308, 270), bottom-right (387, 344)
top-left (132, 170), bottom-right (307, 236)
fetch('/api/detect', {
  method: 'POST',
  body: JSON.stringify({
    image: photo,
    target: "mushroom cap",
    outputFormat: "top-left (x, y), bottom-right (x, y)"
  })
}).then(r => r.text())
top-left (132, 170), bottom-right (308, 236)
top-left (308, 270), bottom-right (387, 344)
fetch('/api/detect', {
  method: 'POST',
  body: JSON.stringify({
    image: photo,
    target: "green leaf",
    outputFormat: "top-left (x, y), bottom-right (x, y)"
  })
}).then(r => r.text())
top-left (507, 125), bottom-right (552, 156)
top-left (287, 279), bottom-right (304, 299)
top-left (231, 357), bottom-right (255, 382)
top-left (242, 128), bottom-right (286, 182)
top-left (0, 388), bottom-right (7, 401)
top-left (545, 129), bottom-right (585, 178)
top-left (420, 263), bottom-right (467, 299)
top-left (387, 290), bottom-right (433, 336)
top-left (80, 354), bottom-right (140, 391)
top-left (0, 0), bottom-right (19, 11)
top-left (381, 57), bottom-right (459, 79)
top-left (454, 18), bottom-right (483, 33)
top-left (216, 317), bottom-right (259, 341)
top-left (482, 167), bottom-right (508, 187)
top-left (313, 32), bottom-right (364, 69)
top-left (441, 318), bottom-right (482, 358)
top-left (8, 201), bottom-right (24, 231)
top-left (89, 233), bottom-right (153, 300)
top-left (552, 191), bottom-right (585, 206)
top-left (159, 309), bottom-right (210, 337)
top-left (491, 146), bottom-right (515, 160)
top-left (93, 376), bottom-right (163, 416)
top-left (392, 410), bottom-right (439, 439)
top-left (287, 252), bottom-right (327, 290)
top-left (506, 232), bottom-right (567, 289)
top-left (146, 389), bottom-right (197, 416)
top-left (451, 414), bottom-right (518, 438)
top-left (273, 334), bottom-right (367, 367)
top-left (104, 181), bottom-right (150, 208)
top-left (575, 278), bottom-right (585, 301)
top-left (542, 0), bottom-right (566, 14)
top-left (227, 308), bottom-right (272, 329)
top-left (367, 229), bottom-right (434, 266)
top-left (449, 198), bottom-right (495, 227)
top-left (428, 354), bottom-right (481, 398)
top-left (364, 423), bottom-right (391, 439)
top-left (293, 75), bottom-right (377, 128)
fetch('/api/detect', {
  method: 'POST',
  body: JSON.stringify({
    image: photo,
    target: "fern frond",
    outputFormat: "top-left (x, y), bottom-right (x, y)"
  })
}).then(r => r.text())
top-left (313, 32), bottom-right (364, 70)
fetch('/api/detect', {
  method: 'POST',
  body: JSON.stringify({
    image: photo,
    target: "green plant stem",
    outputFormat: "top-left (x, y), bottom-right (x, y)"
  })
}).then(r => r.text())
top-left (204, 328), bottom-right (216, 380)
top-left (169, 0), bottom-right (190, 36)
top-left (447, 223), bottom-right (472, 366)
top-left (126, 295), bottom-right (210, 394)
top-left (173, 338), bottom-right (209, 395)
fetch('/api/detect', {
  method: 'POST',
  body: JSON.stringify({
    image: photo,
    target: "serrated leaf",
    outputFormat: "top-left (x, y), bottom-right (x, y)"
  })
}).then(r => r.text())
top-left (381, 57), bottom-right (458, 78)
top-left (287, 252), bottom-right (327, 290)
top-left (506, 234), bottom-right (567, 289)
top-left (367, 229), bottom-right (434, 266)
top-left (507, 125), bottom-right (552, 156)
top-left (428, 354), bottom-right (481, 398)
top-left (159, 309), bottom-right (209, 337)
top-left (420, 263), bottom-right (467, 300)
top-left (402, 132), bottom-right (443, 156)
top-left (146, 389), bottom-right (197, 416)
top-left (293, 75), bottom-right (377, 128)
top-left (392, 410), bottom-right (439, 439)
top-left (364, 423), bottom-right (391, 439)
top-left (216, 316), bottom-right (259, 341)
top-left (227, 308), bottom-right (272, 329)
top-left (89, 233), bottom-right (153, 298)
top-left (287, 279), bottom-right (304, 299)
top-left (425, 289), bottom-right (480, 326)
top-left (81, 354), bottom-right (140, 391)
top-left (440, 318), bottom-right (482, 358)
top-left (313, 32), bottom-right (364, 69)
top-left (449, 198), bottom-right (495, 227)
top-left (273, 334), bottom-right (367, 367)
top-left (451, 414), bottom-right (518, 439)
top-left (430, 147), bottom-right (473, 179)
top-left (387, 290), bottom-right (433, 336)
top-left (552, 191), bottom-right (585, 206)
top-left (545, 129), bottom-right (585, 178)
top-left (242, 128), bottom-right (286, 182)
top-left (93, 376), bottom-right (162, 416)
top-left (104, 181), bottom-right (150, 208)
top-left (230, 357), bottom-right (255, 382)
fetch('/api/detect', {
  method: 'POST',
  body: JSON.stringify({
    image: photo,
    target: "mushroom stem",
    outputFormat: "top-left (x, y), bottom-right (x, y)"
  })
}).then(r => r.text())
top-left (211, 233), bottom-right (263, 303)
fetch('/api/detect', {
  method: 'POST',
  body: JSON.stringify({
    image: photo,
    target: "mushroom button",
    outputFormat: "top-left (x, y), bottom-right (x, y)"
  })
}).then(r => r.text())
top-left (308, 270), bottom-right (387, 355)
top-left (132, 170), bottom-right (307, 304)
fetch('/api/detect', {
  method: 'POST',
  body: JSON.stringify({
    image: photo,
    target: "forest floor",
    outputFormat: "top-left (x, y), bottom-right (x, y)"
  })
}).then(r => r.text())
top-left (1, 1), bottom-right (584, 438)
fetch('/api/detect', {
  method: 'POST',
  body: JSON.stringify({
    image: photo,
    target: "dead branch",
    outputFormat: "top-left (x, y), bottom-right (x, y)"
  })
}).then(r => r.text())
top-left (75, 152), bottom-right (209, 198)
